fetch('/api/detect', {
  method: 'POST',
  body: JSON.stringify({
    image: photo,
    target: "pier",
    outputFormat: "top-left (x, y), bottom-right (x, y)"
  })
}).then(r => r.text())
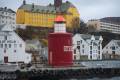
top-left (0, 67), bottom-right (120, 80)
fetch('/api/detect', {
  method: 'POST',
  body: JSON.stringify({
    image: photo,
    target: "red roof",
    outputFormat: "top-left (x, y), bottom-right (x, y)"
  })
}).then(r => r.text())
top-left (55, 16), bottom-right (66, 22)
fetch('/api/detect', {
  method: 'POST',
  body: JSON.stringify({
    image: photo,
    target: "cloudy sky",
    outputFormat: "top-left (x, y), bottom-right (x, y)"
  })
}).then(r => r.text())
top-left (0, 0), bottom-right (120, 22)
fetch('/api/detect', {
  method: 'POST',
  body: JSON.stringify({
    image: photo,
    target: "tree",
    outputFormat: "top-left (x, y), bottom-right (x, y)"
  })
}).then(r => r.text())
top-left (87, 25), bottom-right (96, 32)
top-left (71, 17), bottom-right (80, 34)
top-left (79, 19), bottom-right (88, 34)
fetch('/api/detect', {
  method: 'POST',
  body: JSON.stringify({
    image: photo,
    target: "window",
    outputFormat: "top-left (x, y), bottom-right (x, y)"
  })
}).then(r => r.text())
top-left (112, 51), bottom-right (115, 55)
top-left (90, 55), bottom-right (92, 59)
top-left (77, 41), bottom-right (80, 45)
top-left (82, 49), bottom-right (84, 53)
top-left (74, 50), bottom-right (76, 54)
top-left (74, 55), bottom-right (76, 60)
top-left (90, 46), bottom-right (92, 50)
top-left (98, 55), bottom-right (100, 59)
top-left (5, 44), bottom-right (7, 48)
top-left (14, 50), bottom-right (16, 53)
top-left (4, 49), bottom-right (6, 53)
top-left (98, 46), bottom-right (100, 50)
top-left (5, 36), bottom-right (7, 40)
top-left (14, 44), bottom-right (17, 47)
top-left (9, 44), bottom-right (11, 48)
top-left (81, 40), bottom-right (82, 43)
top-left (91, 42), bottom-right (92, 45)
top-left (2, 21), bottom-right (4, 23)
top-left (112, 46), bottom-right (115, 50)
top-left (106, 47), bottom-right (108, 49)
top-left (20, 44), bottom-right (22, 47)
top-left (14, 41), bottom-right (16, 43)
top-left (106, 51), bottom-right (108, 53)
top-left (90, 51), bottom-right (92, 54)
top-left (77, 46), bottom-right (80, 49)
top-left (1, 44), bottom-right (3, 48)
top-left (98, 51), bottom-right (100, 54)
top-left (82, 45), bottom-right (84, 48)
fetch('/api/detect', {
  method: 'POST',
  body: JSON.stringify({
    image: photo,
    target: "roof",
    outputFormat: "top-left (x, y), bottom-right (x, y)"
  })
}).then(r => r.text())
top-left (18, 1), bottom-right (75, 13)
top-left (100, 17), bottom-right (120, 25)
top-left (79, 34), bottom-right (100, 40)
top-left (113, 40), bottom-right (120, 47)
top-left (0, 24), bottom-right (14, 31)
top-left (55, 16), bottom-right (65, 22)
top-left (0, 7), bottom-right (16, 13)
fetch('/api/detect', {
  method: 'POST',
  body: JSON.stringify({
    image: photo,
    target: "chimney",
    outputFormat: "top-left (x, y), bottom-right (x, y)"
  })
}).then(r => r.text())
top-left (23, 0), bottom-right (26, 5)
top-left (54, 0), bottom-right (62, 7)
top-left (4, 7), bottom-right (7, 10)
top-left (32, 3), bottom-right (34, 9)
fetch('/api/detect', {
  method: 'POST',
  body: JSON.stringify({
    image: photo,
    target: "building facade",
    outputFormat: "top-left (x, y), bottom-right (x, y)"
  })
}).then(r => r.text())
top-left (16, 0), bottom-right (80, 28)
top-left (73, 34), bottom-right (103, 60)
top-left (0, 24), bottom-right (31, 64)
top-left (87, 17), bottom-right (120, 34)
top-left (103, 40), bottom-right (120, 59)
top-left (0, 7), bottom-right (16, 25)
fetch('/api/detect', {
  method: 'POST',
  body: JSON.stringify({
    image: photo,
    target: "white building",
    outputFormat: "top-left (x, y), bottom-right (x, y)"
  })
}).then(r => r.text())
top-left (87, 18), bottom-right (120, 34)
top-left (73, 34), bottom-right (103, 60)
top-left (0, 24), bottom-right (31, 64)
top-left (0, 7), bottom-right (16, 29)
top-left (103, 40), bottom-right (120, 59)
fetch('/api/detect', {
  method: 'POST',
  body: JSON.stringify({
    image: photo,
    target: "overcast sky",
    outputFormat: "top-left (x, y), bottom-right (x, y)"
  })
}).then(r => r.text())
top-left (0, 0), bottom-right (120, 22)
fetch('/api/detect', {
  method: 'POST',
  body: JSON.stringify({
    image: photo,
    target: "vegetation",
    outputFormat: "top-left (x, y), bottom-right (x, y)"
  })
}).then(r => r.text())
top-left (16, 19), bottom-right (120, 47)
top-left (16, 27), bottom-right (51, 46)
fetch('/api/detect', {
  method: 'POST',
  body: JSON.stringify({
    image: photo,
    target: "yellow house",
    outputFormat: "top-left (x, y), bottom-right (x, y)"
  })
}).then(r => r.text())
top-left (16, 0), bottom-right (80, 28)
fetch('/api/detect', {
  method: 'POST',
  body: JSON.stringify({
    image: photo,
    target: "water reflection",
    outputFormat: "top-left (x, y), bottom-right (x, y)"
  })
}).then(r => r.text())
top-left (61, 77), bottom-right (120, 80)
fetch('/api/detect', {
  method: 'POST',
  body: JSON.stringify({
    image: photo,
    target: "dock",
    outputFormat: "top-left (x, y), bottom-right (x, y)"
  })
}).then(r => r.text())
top-left (0, 67), bottom-right (120, 80)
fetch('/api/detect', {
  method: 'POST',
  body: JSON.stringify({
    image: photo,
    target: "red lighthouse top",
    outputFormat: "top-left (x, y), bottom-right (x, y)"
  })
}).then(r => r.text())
top-left (55, 16), bottom-right (66, 22)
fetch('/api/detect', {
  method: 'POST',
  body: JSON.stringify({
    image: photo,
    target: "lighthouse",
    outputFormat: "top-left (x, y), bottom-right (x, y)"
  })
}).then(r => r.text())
top-left (48, 16), bottom-right (73, 67)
